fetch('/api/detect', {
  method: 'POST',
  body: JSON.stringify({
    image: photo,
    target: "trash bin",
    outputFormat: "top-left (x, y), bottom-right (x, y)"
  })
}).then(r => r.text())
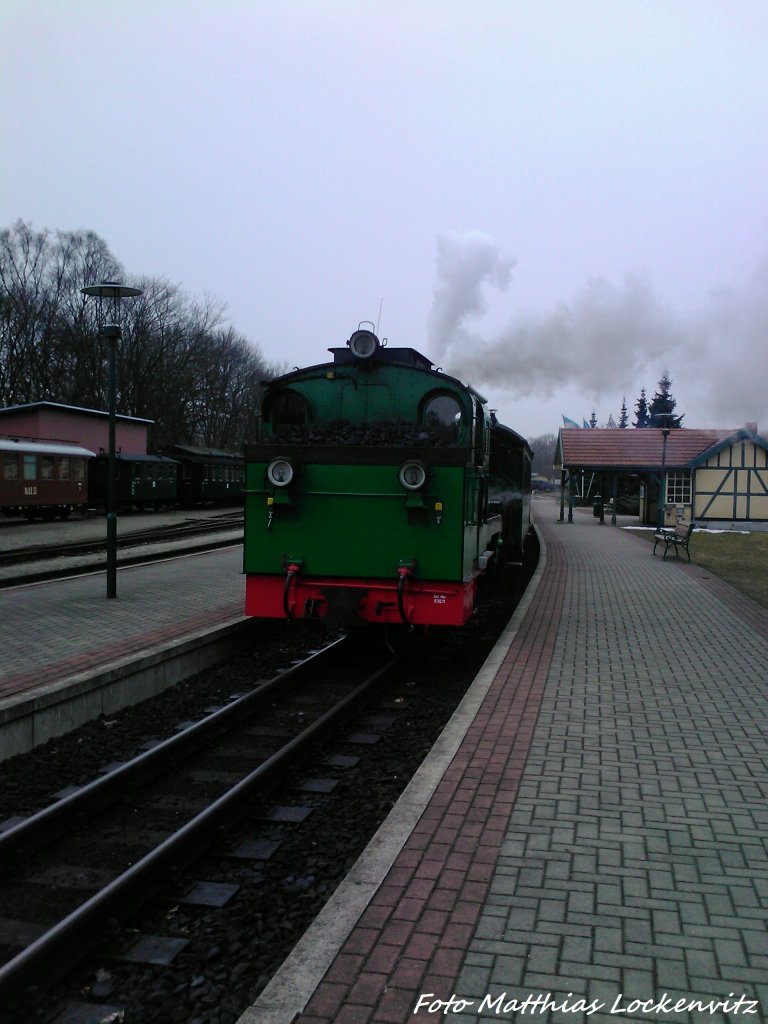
top-left (592, 494), bottom-right (603, 517)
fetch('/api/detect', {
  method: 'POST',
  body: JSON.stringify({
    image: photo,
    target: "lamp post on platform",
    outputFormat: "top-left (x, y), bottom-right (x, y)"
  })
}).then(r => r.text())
top-left (654, 413), bottom-right (673, 530)
top-left (81, 281), bottom-right (143, 598)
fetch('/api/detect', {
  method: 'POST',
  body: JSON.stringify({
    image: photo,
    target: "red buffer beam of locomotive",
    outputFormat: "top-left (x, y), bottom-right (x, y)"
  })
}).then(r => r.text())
top-left (245, 572), bottom-right (478, 628)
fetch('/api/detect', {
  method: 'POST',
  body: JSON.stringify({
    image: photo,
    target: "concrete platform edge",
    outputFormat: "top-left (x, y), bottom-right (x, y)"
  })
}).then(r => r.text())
top-left (237, 525), bottom-right (547, 1024)
top-left (0, 616), bottom-right (253, 762)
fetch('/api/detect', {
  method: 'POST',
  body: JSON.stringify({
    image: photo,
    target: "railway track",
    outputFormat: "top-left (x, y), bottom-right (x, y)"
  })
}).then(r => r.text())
top-left (0, 511), bottom-right (244, 589)
top-left (0, 632), bottom-right (402, 1013)
top-left (0, 511), bottom-right (243, 568)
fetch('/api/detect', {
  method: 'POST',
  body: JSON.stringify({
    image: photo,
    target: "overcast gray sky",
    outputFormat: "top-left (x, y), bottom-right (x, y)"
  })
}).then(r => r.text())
top-left (3, 0), bottom-right (767, 439)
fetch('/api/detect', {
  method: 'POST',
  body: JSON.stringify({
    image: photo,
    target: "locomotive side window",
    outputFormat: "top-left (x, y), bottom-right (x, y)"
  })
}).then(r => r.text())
top-left (422, 393), bottom-right (464, 444)
top-left (269, 389), bottom-right (309, 428)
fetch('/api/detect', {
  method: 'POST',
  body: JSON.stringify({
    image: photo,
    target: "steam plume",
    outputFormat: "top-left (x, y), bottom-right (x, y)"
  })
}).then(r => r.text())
top-left (427, 230), bottom-right (515, 361)
top-left (447, 272), bottom-right (698, 399)
top-left (427, 231), bottom-right (768, 429)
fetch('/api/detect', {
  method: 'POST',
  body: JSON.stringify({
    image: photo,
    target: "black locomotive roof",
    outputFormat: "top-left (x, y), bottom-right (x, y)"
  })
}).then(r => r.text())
top-left (327, 346), bottom-right (435, 371)
top-left (269, 347), bottom-right (472, 394)
top-left (266, 346), bottom-right (498, 412)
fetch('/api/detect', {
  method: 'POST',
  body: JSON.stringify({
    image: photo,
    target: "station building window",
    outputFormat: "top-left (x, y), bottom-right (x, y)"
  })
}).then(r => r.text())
top-left (666, 471), bottom-right (691, 504)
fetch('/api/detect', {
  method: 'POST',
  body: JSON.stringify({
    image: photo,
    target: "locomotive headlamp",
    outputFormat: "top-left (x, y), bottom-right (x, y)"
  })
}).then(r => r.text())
top-left (348, 329), bottom-right (380, 360)
top-left (399, 460), bottom-right (427, 491)
top-left (266, 457), bottom-right (294, 487)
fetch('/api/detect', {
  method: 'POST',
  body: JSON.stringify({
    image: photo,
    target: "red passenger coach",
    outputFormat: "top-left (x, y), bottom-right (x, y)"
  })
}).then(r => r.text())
top-left (0, 438), bottom-right (95, 520)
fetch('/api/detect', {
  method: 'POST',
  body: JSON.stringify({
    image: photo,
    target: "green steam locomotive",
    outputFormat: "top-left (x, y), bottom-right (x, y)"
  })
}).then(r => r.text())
top-left (243, 328), bottom-right (531, 627)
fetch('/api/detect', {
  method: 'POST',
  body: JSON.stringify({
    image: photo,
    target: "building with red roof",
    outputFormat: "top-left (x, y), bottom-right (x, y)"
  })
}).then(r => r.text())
top-left (0, 401), bottom-right (151, 455)
top-left (555, 426), bottom-right (768, 526)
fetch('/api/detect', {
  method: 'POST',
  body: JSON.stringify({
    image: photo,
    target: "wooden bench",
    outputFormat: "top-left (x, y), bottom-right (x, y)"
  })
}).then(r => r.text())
top-left (653, 520), bottom-right (695, 561)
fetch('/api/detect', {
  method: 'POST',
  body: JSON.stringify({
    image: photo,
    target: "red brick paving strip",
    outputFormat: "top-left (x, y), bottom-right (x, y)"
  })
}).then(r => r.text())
top-left (296, 532), bottom-right (567, 1023)
top-left (0, 604), bottom-right (242, 699)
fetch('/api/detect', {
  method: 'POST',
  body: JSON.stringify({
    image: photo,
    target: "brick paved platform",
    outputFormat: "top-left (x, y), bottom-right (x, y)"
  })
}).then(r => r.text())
top-left (241, 500), bottom-right (768, 1024)
top-left (0, 546), bottom-right (245, 703)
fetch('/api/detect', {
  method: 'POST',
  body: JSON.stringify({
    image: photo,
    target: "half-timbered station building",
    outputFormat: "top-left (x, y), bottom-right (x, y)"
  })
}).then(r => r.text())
top-left (555, 425), bottom-right (768, 527)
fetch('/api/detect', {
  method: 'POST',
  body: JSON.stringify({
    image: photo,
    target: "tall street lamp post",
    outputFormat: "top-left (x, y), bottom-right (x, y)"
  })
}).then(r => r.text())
top-left (81, 282), bottom-right (143, 598)
top-left (655, 413), bottom-right (672, 530)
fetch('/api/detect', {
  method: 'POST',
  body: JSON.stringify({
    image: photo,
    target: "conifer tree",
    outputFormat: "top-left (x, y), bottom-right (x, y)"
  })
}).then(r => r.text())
top-left (648, 372), bottom-right (683, 428)
top-left (619, 397), bottom-right (629, 428)
top-left (589, 410), bottom-right (597, 428)
top-left (634, 388), bottom-right (650, 428)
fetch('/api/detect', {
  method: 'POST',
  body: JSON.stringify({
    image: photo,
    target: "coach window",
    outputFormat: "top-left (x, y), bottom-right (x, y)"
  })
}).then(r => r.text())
top-left (24, 455), bottom-right (37, 480)
top-left (4, 455), bottom-right (18, 480)
top-left (73, 459), bottom-right (85, 482)
top-left (422, 393), bottom-right (464, 444)
top-left (58, 458), bottom-right (70, 481)
top-left (41, 456), bottom-right (54, 481)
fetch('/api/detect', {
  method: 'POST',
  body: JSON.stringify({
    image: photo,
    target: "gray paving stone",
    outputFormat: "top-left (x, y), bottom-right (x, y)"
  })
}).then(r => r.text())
top-left (453, 516), bottom-right (768, 1005)
top-left (487, 955), bottom-right (526, 986)
top-left (561, 934), bottom-right (593, 963)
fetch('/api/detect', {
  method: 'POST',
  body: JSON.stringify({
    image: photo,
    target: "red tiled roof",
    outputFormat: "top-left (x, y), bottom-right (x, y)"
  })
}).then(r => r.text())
top-left (557, 428), bottom-right (730, 469)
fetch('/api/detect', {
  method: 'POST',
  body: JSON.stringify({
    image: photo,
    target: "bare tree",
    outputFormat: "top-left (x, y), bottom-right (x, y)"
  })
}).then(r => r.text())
top-left (529, 432), bottom-right (558, 479)
top-left (1, 220), bottom-right (276, 451)
top-left (0, 221), bottom-right (122, 407)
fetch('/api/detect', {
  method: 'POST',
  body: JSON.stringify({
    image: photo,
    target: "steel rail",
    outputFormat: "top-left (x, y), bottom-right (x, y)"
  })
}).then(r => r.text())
top-left (0, 654), bottom-right (396, 1000)
top-left (0, 636), bottom-right (347, 865)
top-left (0, 513), bottom-right (243, 568)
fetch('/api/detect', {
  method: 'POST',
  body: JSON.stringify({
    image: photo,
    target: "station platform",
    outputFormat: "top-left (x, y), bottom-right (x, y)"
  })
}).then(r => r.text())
top-left (0, 544), bottom-right (246, 758)
top-left (240, 495), bottom-right (768, 1024)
